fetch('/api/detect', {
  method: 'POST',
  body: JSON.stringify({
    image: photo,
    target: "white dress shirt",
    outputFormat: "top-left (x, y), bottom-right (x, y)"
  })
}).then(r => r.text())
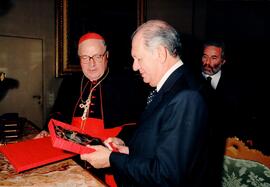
top-left (202, 70), bottom-right (221, 90)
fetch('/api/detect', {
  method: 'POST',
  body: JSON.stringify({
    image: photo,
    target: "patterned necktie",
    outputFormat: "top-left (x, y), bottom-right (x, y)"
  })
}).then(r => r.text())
top-left (147, 89), bottom-right (157, 105)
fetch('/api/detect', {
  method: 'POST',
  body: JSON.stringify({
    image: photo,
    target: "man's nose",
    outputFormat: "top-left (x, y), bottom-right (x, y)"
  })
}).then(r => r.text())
top-left (203, 58), bottom-right (211, 65)
top-left (132, 60), bottom-right (139, 71)
top-left (88, 60), bottom-right (96, 67)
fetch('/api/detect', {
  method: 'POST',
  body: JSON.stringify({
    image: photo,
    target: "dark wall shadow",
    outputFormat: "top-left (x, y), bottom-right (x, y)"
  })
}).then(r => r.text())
top-left (0, 78), bottom-right (19, 101)
top-left (0, 0), bottom-right (14, 16)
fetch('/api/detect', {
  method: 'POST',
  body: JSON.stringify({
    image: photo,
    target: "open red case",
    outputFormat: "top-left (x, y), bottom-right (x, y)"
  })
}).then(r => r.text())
top-left (48, 119), bottom-right (122, 154)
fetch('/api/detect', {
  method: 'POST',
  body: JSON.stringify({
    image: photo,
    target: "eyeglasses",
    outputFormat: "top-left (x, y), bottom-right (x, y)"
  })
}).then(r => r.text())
top-left (79, 51), bottom-right (107, 64)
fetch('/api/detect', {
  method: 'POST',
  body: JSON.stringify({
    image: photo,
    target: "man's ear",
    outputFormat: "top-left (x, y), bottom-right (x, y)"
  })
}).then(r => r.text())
top-left (222, 59), bottom-right (226, 65)
top-left (157, 45), bottom-right (167, 63)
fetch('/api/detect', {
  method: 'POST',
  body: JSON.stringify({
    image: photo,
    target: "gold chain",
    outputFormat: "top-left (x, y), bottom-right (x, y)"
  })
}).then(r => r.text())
top-left (80, 68), bottom-right (109, 130)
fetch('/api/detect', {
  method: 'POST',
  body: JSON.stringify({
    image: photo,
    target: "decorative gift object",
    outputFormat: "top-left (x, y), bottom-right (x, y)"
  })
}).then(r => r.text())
top-left (48, 119), bottom-right (122, 154)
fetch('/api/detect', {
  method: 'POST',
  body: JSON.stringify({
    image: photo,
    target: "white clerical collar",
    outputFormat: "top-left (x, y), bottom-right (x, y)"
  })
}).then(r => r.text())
top-left (156, 60), bottom-right (183, 92)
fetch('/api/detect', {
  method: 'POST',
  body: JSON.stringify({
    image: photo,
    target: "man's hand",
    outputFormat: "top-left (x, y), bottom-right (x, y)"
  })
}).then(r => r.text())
top-left (34, 130), bottom-right (49, 139)
top-left (80, 145), bottom-right (112, 169)
top-left (104, 137), bottom-right (129, 154)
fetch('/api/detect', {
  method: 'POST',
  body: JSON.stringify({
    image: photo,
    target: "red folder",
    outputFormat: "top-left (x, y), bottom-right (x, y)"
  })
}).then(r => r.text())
top-left (0, 137), bottom-right (76, 172)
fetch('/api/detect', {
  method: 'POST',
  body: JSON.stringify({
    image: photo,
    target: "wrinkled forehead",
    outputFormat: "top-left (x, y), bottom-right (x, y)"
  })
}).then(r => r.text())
top-left (132, 33), bottom-right (145, 52)
top-left (78, 39), bottom-right (106, 53)
top-left (204, 46), bottom-right (222, 56)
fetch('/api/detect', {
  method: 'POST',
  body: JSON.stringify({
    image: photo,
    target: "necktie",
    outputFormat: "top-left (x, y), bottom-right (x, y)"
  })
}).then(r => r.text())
top-left (206, 76), bottom-right (212, 86)
top-left (147, 89), bottom-right (157, 105)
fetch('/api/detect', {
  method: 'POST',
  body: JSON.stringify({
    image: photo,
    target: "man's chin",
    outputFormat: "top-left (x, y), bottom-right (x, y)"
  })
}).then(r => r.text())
top-left (204, 71), bottom-right (213, 75)
top-left (142, 77), bottom-right (149, 84)
top-left (87, 73), bottom-right (102, 81)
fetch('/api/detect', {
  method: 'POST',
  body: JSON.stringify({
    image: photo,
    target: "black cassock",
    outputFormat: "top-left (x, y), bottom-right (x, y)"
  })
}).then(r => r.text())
top-left (47, 68), bottom-right (148, 142)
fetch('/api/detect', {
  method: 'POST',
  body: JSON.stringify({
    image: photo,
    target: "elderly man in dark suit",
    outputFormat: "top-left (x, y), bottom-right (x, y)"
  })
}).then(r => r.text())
top-left (81, 20), bottom-right (209, 187)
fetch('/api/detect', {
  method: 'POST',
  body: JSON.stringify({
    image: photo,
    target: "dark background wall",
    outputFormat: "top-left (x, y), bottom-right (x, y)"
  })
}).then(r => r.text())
top-left (204, 1), bottom-right (269, 119)
top-left (0, 0), bottom-right (268, 130)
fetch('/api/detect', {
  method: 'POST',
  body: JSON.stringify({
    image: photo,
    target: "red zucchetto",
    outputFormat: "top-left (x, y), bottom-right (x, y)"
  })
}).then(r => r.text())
top-left (78, 32), bottom-right (105, 44)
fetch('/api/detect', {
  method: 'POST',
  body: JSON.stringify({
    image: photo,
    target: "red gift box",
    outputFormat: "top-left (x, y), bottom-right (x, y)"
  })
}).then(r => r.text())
top-left (48, 119), bottom-right (123, 154)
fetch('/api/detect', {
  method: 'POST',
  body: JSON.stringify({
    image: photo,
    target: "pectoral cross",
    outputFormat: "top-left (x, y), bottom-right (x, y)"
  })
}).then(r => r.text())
top-left (79, 98), bottom-right (91, 120)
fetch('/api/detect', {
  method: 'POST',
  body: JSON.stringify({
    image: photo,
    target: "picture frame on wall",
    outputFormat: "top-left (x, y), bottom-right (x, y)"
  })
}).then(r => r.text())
top-left (55, 0), bottom-right (146, 77)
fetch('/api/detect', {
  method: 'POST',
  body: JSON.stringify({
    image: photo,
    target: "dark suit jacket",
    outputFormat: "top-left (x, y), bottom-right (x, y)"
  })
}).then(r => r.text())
top-left (196, 64), bottom-right (259, 186)
top-left (110, 64), bottom-right (209, 187)
top-left (200, 64), bottom-right (254, 139)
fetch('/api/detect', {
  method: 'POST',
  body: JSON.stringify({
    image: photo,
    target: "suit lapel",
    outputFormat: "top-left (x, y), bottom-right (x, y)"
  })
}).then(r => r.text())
top-left (140, 66), bottom-right (186, 120)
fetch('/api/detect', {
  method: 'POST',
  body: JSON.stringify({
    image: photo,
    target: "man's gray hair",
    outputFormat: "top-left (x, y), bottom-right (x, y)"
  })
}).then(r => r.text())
top-left (132, 20), bottom-right (182, 57)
